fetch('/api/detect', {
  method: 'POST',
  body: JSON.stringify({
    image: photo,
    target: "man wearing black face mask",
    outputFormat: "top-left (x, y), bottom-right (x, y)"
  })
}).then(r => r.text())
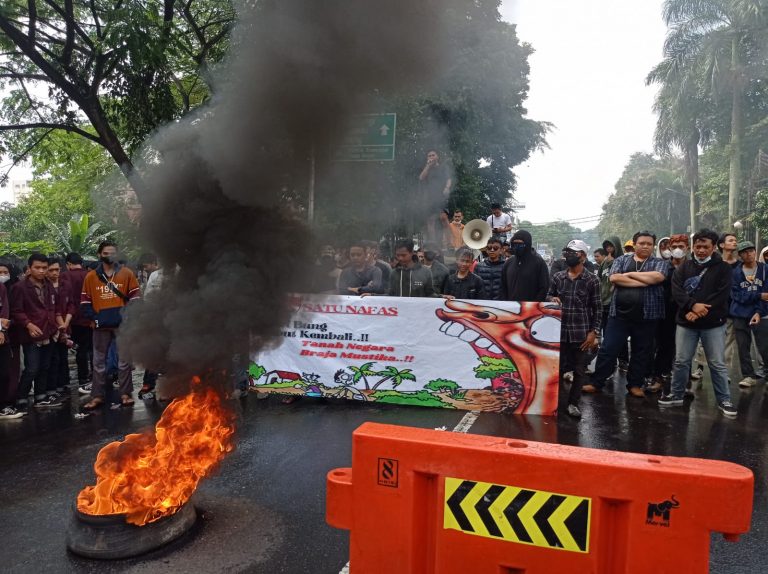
top-left (498, 230), bottom-right (549, 302)
top-left (548, 240), bottom-right (601, 418)
top-left (81, 241), bottom-right (141, 410)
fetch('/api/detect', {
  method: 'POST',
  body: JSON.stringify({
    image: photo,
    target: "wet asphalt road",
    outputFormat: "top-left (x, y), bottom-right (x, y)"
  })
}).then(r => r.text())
top-left (1, 368), bottom-right (766, 574)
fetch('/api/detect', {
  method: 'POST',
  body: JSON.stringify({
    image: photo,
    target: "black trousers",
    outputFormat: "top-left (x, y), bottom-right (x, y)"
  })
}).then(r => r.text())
top-left (70, 325), bottom-right (92, 383)
top-left (561, 341), bottom-right (590, 406)
top-left (47, 341), bottom-right (70, 391)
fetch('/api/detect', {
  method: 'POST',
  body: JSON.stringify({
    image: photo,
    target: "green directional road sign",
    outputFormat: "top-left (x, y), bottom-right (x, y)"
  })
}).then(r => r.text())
top-left (335, 113), bottom-right (396, 162)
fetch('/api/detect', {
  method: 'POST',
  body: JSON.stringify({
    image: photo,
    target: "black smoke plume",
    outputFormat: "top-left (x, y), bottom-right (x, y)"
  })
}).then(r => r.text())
top-left (119, 0), bottom-right (447, 388)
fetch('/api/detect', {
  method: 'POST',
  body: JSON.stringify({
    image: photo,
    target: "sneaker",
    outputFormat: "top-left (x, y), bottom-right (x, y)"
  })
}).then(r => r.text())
top-left (138, 386), bottom-right (153, 399)
top-left (563, 371), bottom-right (574, 383)
top-left (0, 406), bottom-right (23, 419)
top-left (718, 401), bottom-right (737, 417)
top-left (738, 377), bottom-right (757, 388)
top-left (645, 379), bottom-right (663, 393)
top-left (48, 392), bottom-right (68, 402)
top-left (618, 360), bottom-right (629, 373)
top-left (567, 404), bottom-right (582, 418)
top-left (658, 394), bottom-right (684, 406)
top-left (35, 396), bottom-right (62, 408)
top-left (690, 365), bottom-right (704, 381)
top-left (78, 383), bottom-right (92, 395)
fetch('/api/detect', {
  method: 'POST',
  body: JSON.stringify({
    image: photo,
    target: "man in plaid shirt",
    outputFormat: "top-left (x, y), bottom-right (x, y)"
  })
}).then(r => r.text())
top-left (548, 240), bottom-right (601, 418)
top-left (584, 231), bottom-right (669, 398)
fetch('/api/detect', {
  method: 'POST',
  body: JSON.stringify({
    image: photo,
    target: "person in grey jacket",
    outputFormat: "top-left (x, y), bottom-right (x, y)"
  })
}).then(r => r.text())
top-left (388, 240), bottom-right (436, 297)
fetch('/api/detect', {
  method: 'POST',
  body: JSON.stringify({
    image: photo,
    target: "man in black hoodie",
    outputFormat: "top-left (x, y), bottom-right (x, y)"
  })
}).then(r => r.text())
top-left (498, 230), bottom-right (549, 302)
top-left (659, 229), bottom-right (737, 417)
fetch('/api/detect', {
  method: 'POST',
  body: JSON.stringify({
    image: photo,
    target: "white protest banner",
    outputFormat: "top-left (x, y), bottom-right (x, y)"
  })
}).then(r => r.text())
top-left (250, 294), bottom-right (562, 414)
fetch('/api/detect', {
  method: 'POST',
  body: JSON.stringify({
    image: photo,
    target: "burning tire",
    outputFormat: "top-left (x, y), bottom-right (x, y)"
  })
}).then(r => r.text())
top-left (66, 501), bottom-right (197, 559)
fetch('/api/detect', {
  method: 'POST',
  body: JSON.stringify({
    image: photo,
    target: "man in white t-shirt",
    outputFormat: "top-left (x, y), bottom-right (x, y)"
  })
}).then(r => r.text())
top-left (486, 203), bottom-right (514, 243)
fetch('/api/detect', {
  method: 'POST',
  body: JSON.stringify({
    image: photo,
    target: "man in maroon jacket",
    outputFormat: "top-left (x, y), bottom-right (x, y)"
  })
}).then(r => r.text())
top-left (0, 274), bottom-right (16, 418)
top-left (11, 253), bottom-right (64, 411)
top-left (65, 252), bottom-right (92, 391)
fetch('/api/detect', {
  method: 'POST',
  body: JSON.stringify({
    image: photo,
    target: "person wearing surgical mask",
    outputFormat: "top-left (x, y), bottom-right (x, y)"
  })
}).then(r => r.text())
top-left (648, 235), bottom-right (689, 394)
top-left (669, 235), bottom-right (690, 267)
top-left (657, 237), bottom-right (672, 260)
top-left (659, 229), bottom-right (737, 417)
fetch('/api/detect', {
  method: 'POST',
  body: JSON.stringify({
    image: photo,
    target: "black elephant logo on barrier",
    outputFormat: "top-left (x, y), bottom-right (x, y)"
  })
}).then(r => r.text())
top-left (646, 495), bottom-right (679, 526)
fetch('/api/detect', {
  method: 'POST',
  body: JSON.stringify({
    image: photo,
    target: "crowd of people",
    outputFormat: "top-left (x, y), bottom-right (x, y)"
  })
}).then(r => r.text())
top-left (310, 218), bottom-right (768, 420)
top-left (0, 241), bottom-right (156, 419)
top-left (2, 207), bottom-right (766, 424)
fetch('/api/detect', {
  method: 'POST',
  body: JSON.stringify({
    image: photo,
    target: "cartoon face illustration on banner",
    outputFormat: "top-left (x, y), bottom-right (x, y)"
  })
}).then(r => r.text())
top-left (435, 300), bottom-right (561, 414)
top-left (251, 295), bottom-right (561, 415)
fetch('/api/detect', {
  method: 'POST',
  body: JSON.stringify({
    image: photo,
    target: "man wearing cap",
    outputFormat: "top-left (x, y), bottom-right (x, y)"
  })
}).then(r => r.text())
top-left (729, 241), bottom-right (768, 388)
top-left (623, 240), bottom-right (635, 254)
top-left (547, 240), bottom-right (601, 418)
top-left (499, 230), bottom-right (549, 302)
top-left (584, 231), bottom-right (668, 397)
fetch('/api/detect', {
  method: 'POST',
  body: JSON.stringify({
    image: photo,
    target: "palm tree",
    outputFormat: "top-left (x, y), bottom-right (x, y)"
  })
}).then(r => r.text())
top-left (371, 366), bottom-right (416, 391)
top-left (658, 0), bottom-right (768, 225)
top-left (349, 362), bottom-right (376, 390)
top-left (646, 57), bottom-right (712, 233)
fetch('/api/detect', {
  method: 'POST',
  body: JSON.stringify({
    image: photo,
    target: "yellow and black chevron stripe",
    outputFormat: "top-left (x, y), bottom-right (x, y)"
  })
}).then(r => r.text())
top-left (443, 477), bottom-right (591, 553)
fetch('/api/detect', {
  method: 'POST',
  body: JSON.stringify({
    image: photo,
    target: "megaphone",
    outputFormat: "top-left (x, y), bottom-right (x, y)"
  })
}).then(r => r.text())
top-left (462, 219), bottom-right (492, 250)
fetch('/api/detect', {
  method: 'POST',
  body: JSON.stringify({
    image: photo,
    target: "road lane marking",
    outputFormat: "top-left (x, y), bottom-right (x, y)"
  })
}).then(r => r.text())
top-left (338, 412), bottom-right (480, 573)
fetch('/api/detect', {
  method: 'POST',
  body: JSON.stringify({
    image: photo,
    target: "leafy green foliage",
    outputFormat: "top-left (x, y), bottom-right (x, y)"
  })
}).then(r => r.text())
top-left (0, 0), bottom-right (235, 187)
top-left (369, 389), bottom-right (451, 408)
top-left (371, 366), bottom-right (416, 390)
top-left (640, 0), bottom-right (768, 230)
top-left (47, 213), bottom-right (116, 256)
top-left (0, 239), bottom-right (56, 259)
top-left (597, 154), bottom-right (690, 241)
top-left (248, 363), bottom-right (266, 380)
top-left (473, 356), bottom-right (517, 379)
top-left (425, 378), bottom-right (466, 399)
top-left (312, 0), bottom-right (549, 241)
top-left (349, 362), bottom-right (376, 389)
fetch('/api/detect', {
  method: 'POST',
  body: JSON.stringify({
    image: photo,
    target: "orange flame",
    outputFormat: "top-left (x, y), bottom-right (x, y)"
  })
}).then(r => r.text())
top-left (76, 379), bottom-right (236, 526)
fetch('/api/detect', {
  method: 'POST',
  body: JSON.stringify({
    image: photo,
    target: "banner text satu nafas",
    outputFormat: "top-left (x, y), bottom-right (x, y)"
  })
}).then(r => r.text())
top-left (250, 295), bottom-right (562, 415)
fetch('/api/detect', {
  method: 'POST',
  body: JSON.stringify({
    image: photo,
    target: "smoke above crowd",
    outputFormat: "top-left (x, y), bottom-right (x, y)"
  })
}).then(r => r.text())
top-left (118, 0), bottom-right (447, 387)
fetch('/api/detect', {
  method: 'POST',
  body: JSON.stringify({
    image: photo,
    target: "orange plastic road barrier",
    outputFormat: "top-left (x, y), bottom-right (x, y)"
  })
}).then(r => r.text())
top-left (327, 422), bottom-right (753, 574)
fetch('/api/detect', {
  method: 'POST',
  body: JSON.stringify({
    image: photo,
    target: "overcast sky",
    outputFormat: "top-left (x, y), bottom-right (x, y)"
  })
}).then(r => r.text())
top-left (500, 0), bottom-right (667, 228)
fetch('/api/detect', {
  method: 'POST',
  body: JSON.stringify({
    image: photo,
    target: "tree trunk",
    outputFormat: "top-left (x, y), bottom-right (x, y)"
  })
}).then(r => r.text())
top-left (728, 37), bottom-right (744, 226)
top-left (686, 131), bottom-right (699, 233)
top-left (82, 97), bottom-right (147, 203)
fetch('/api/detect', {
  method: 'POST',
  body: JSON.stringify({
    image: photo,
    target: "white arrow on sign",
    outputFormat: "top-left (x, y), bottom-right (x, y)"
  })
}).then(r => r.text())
top-left (379, 125), bottom-right (390, 137)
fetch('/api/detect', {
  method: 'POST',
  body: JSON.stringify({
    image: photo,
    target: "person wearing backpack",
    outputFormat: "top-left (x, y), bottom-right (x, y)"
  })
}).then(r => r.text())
top-left (729, 241), bottom-right (768, 388)
top-left (659, 229), bottom-right (737, 417)
top-left (80, 241), bottom-right (140, 410)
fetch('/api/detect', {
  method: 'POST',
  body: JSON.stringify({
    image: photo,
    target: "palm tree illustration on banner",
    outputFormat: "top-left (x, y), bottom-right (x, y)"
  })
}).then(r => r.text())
top-left (349, 362), bottom-right (376, 390)
top-left (371, 365), bottom-right (416, 391)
